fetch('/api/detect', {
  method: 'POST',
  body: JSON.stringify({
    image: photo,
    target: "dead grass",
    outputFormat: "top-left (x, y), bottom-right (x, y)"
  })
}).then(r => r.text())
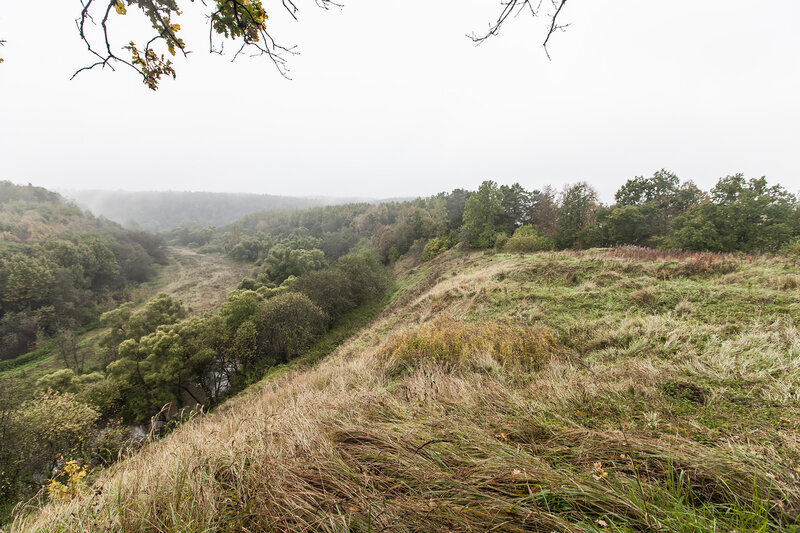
top-left (378, 315), bottom-right (561, 376)
top-left (143, 247), bottom-right (255, 314)
top-left (603, 245), bottom-right (748, 264)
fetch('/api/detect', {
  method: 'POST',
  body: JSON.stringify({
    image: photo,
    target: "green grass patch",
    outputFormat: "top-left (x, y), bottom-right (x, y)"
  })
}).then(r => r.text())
top-left (0, 342), bottom-right (54, 374)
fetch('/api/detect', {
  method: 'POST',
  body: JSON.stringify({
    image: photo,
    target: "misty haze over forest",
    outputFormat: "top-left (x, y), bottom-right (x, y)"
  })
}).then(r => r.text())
top-left (60, 189), bottom-right (394, 230)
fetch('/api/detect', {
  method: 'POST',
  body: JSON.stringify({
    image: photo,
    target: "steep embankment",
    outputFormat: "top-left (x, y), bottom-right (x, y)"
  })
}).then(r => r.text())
top-left (11, 249), bottom-right (800, 532)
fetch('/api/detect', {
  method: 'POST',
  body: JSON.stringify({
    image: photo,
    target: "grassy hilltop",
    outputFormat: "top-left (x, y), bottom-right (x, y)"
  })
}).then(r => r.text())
top-left (11, 247), bottom-right (800, 532)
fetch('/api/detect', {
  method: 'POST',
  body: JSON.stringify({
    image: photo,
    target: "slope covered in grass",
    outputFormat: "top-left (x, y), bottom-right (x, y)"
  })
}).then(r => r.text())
top-left (10, 249), bottom-right (800, 532)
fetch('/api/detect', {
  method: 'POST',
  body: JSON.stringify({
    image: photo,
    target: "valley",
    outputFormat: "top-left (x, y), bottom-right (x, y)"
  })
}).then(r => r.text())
top-left (10, 248), bottom-right (800, 531)
top-left (0, 248), bottom-right (253, 382)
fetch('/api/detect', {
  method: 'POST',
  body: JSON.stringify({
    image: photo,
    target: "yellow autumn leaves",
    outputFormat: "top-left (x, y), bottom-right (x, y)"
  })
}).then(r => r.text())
top-left (165, 24), bottom-right (183, 56)
top-left (47, 460), bottom-right (87, 502)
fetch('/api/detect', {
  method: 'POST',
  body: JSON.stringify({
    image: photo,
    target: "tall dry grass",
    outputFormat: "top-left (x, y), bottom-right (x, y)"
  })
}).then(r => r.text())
top-left (10, 251), bottom-right (800, 532)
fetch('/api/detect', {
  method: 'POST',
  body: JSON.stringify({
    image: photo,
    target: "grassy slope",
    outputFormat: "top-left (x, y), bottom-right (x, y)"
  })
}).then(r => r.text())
top-left (10, 249), bottom-right (800, 532)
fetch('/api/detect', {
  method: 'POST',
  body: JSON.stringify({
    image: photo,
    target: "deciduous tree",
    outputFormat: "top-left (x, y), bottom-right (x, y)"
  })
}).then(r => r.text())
top-left (462, 180), bottom-right (505, 248)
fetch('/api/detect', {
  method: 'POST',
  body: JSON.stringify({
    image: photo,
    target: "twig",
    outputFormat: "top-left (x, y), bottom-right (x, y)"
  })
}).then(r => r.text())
top-left (413, 439), bottom-right (453, 454)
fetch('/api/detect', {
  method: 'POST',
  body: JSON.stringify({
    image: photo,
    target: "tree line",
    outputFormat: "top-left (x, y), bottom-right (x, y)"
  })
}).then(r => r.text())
top-left (185, 170), bottom-right (798, 266)
top-left (458, 171), bottom-right (799, 255)
top-left (66, 190), bottom-right (348, 231)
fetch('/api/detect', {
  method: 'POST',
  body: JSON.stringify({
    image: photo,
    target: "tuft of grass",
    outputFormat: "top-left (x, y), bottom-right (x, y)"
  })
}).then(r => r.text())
top-left (378, 314), bottom-right (561, 376)
top-left (631, 287), bottom-right (656, 308)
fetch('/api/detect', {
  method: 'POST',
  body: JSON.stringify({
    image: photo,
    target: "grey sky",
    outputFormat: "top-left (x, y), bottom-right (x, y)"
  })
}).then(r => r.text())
top-left (1, 1), bottom-right (798, 201)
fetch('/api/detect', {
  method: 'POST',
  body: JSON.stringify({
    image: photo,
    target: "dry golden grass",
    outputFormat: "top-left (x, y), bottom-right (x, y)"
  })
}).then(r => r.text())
top-left (145, 248), bottom-right (255, 314)
top-left (10, 250), bottom-right (800, 532)
top-left (378, 315), bottom-right (561, 376)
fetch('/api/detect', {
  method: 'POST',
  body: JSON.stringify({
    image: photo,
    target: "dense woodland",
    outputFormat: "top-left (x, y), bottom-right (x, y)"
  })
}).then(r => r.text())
top-left (0, 182), bottom-right (167, 360)
top-left (1, 171), bottom-right (799, 522)
top-left (170, 170), bottom-right (799, 264)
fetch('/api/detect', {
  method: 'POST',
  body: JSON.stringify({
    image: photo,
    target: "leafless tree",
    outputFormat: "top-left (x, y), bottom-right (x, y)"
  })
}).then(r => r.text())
top-left (56, 330), bottom-right (86, 373)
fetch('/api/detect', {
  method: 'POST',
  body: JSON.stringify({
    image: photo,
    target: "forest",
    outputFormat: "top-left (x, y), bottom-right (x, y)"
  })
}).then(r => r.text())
top-left (1, 171), bottom-right (799, 527)
top-left (173, 170), bottom-right (798, 262)
top-left (0, 182), bottom-right (168, 360)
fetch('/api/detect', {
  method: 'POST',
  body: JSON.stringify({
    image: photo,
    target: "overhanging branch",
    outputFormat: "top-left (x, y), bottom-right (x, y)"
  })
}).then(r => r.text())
top-left (470, 0), bottom-right (569, 59)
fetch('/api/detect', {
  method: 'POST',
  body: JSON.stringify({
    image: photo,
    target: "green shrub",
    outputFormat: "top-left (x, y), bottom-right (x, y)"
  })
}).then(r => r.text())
top-left (237, 277), bottom-right (259, 291)
top-left (291, 269), bottom-right (356, 321)
top-left (493, 233), bottom-right (509, 251)
top-left (256, 292), bottom-right (328, 365)
top-left (781, 238), bottom-right (800, 258)
top-left (334, 250), bottom-right (389, 303)
top-left (94, 419), bottom-right (135, 466)
top-left (503, 226), bottom-right (553, 253)
top-left (422, 236), bottom-right (456, 261)
top-left (13, 391), bottom-right (99, 473)
top-left (36, 369), bottom-right (78, 393)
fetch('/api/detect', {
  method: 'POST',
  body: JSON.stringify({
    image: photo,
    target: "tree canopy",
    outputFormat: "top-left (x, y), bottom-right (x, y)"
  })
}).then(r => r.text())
top-left (0, 182), bottom-right (168, 359)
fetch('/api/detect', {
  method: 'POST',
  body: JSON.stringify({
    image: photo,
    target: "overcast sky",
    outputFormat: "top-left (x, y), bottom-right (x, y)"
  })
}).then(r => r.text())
top-left (1, 1), bottom-right (798, 201)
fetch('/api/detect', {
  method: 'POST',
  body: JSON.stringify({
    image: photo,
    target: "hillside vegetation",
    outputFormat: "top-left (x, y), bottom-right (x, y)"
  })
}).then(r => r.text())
top-left (4, 172), bottom-right (799, 530)
top-left (0, 247), bottom-right (253, 518)
top-left (11, 248), bottom-right (800, 532)
top-left (173, 172), bottom-right (800, 269)
top-left (0, 182), bottom-right (167, 359)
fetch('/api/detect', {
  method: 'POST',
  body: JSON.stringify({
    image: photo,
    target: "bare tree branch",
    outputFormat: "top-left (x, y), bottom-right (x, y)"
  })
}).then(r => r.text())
top-left (470, 0), bottom-right (569, 60)
top-left (543, 0), bottom-right (569, 60)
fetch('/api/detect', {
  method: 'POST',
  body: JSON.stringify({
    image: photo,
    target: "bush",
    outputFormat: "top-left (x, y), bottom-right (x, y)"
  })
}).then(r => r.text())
top-left (263, 245), bottom-right (325, 283)
top-left (77, 374), bottom-right (122, 416)
top-left (493, 233), bottom-right (509, 251)
top-left (781, 238), bottom-right (800, 258)
top-left (36, 369), bottom-right (78, 393)
top-left (503, 226), bottom-right (553, 253)
top-left (94, 419), bottom-right (136, 466)
top-left (12, 391), bottom-right (99, 474)
top-left (291, 269), bottom-right (356, 321)
top-left (237, 277), bottom-right (259, 291)
top-left (256, 292), bottom-right (328, 365)
top-left (334, 250), bottom-right (389, 304)
top-left (422, 236), bottom-right (456, 261)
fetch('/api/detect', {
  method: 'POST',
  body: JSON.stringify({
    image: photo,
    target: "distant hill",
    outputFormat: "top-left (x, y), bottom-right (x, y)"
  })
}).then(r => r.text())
top-left (62, 190), bottom-right (385, 231)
